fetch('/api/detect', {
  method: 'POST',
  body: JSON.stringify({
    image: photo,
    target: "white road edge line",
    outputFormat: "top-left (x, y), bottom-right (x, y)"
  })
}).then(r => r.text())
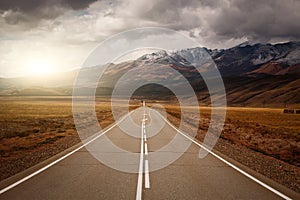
top-left (0, 111), bottom-right (133, 195)
top-left (145, 160), bottom-right (150, 189)
top-left (136, 114), bottom-right (145, 200)
top-left (155, 110), bottom-right (293, 200)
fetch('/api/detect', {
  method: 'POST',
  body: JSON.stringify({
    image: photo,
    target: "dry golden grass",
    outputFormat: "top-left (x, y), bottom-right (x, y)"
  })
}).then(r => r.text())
top-left (160, 104), bottom-right (300, 166)
top-left (0, 100), bottom-right (73, 155)
top-left (224, 107), bottom-right (300, 131)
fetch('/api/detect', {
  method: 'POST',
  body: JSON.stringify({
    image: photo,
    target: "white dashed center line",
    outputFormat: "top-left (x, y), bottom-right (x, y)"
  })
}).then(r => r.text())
top-left (144, 143), bottom-right (148, 156)
top-left (145, 159), bottom-right (150, 189)
top-left (136, 102), bottom-right (150, 200)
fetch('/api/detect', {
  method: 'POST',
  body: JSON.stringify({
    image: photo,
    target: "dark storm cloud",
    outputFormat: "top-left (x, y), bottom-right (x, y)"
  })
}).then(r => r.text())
top-left (128, 0), bottom-right (225, 31)
top-left (1, 0), bottom-right (300, 48)
top-left (0, 0), bottom-right (97, 24)
top-left (136, 0), bottom-right (205, 30)
top-left (129, 0), bottom-right (300, 43)
top-left (0, 0), bottom-right (97, 12)
top-left (2, 0), bottom-right (299, 43)
top-left (209, 0), bottom-right (300, 42)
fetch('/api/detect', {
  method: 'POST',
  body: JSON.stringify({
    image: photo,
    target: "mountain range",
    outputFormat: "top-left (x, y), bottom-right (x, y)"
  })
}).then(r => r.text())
top-left (1, 41), bottom-right (300, 107)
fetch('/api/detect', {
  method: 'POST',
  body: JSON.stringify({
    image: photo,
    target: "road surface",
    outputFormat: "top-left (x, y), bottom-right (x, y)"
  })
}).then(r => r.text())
top-left (0, 106), bottom-right (297, 199)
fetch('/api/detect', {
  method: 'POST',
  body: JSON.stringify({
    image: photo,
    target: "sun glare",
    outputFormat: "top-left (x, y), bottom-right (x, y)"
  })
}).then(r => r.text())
top-left (26, 59), bottom-right (56, 76)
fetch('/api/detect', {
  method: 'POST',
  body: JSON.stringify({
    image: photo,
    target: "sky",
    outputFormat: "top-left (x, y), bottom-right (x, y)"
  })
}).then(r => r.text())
top-left (0, 0), bottom-right (300, 77)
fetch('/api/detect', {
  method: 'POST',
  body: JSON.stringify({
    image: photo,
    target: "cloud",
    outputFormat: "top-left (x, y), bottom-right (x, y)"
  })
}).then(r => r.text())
top-left (0, 0), bottom-right (97, 13)
top-left (2, 0), bottom-right (300, 45)
top-left (209, 0), bottom-right (300, 43)
top-left (0, 0), bottom-right (97, 25)
top-left (81, 0), bottom-right (298, 49)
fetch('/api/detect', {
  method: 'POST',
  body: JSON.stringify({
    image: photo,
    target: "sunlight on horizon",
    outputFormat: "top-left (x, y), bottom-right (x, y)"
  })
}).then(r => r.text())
top-left (25, 58), bottom-right (58, 76)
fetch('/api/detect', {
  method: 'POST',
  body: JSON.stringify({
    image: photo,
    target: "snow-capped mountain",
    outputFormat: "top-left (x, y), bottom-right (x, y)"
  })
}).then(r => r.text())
top-left (137, 50), bottom-right (170, 61)
top-left (210, 41), bottom-right (300, 76)
top-left (135, 41), bottom-right (300, 77)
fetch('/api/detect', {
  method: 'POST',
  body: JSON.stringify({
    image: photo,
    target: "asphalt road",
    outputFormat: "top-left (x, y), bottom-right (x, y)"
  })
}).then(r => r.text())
top-left (0, 106), bottom-right (296, 199)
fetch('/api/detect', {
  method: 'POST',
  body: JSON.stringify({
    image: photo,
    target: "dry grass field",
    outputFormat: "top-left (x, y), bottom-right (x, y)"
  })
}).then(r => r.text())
top-left (164, 105), bottom-right (300, 166)
top-left (0, 97), bottom-right (77, 180)
top-left (219, 107), bottom-right (299, 165)
top-left (0, 97), bottom-right (139, 181)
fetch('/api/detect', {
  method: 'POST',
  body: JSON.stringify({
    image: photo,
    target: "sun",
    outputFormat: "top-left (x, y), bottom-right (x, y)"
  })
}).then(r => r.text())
top-left (26, 59), bottom-right (56, 76)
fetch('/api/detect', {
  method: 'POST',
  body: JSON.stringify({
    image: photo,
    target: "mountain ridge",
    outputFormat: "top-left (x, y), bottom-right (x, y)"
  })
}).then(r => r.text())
top-left (1, 41), bottom-right (299, 107)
